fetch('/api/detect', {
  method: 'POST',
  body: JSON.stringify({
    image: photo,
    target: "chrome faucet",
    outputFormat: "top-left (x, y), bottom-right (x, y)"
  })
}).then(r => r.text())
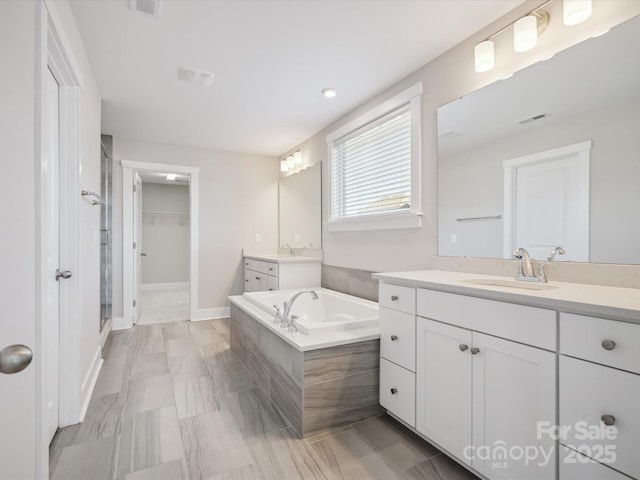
top-left (283, 243), bottom-right (296, 258)
top-left (281, 289), bottom-right (318, 329)
top-left (513, 247), bottom-right (547, 283)
top-left (547, 246), bottom-right (566, 262)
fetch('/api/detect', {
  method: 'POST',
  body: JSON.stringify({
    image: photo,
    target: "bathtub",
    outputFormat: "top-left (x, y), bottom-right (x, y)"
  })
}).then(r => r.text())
top-left (242, 288), bottom-right (378, 334)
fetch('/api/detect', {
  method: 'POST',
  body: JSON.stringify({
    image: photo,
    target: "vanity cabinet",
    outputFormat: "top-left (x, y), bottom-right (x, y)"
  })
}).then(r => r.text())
top-left (243, 257), bottom-right (320, 293)
top-left (559, 312), bottom-right (640, 480)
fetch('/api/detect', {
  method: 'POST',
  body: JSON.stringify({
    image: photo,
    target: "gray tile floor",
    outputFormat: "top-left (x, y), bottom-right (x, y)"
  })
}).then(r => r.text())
top-left (50, 319), bottom-right (480, 480)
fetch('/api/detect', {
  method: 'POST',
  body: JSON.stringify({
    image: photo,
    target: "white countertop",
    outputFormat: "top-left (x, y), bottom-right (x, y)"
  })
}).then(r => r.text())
top-left (244, 254), bottom-right (322, 264)
top-left (373, 270), bottom-right (640, 323)
top-left (229, 295), bottom-right (380, 352)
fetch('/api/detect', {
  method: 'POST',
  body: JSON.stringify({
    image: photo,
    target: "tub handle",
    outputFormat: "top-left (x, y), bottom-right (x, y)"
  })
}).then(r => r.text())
top-left (390, 388), bottom-right (398, 395)
top-left (390, 335), bottom-right (398, 341)
top-left (391, 295), bottom-right (399, 301)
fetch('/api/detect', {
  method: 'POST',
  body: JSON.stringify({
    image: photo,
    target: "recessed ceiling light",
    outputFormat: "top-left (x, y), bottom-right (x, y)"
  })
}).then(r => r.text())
top-left (322, 88), bottom-right (337, 98)
top-left (166, 173), bottom-right (176, 181)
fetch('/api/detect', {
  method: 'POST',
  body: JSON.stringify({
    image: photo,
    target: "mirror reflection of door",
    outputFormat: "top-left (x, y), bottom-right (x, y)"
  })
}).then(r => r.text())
top-left (503, 142), bottom-right (590, 262)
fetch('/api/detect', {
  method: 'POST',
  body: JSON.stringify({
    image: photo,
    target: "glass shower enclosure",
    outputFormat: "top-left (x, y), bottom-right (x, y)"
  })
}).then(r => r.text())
top-left (100, 135), bottom-right (113, 331)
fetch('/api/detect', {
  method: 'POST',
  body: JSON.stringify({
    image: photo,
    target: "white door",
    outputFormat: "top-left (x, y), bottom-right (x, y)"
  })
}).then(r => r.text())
top-left (133, 174), bottom-right (142, 324)
top-left (416, 318), bottom-right (473, 464)
top-left (43, 67), bottom-right (61, 443)
top-left (0, 2), bottom-right (38, 477)
top-left (472, 332), bottom-right (556, 480)
top-left (503, 142), bottom-right (590, 261)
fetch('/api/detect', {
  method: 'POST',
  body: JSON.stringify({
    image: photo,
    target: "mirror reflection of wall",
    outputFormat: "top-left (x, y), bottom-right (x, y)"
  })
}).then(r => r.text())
top-left (437, 15), bottom-right (640, 265)
top-left (279, 162), bottom-right (321, 250)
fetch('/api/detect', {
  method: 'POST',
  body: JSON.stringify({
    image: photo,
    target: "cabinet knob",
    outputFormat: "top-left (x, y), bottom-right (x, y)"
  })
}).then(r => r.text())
top-left (256, 277), bottom-right (261, 280)
top-left (471, 347), bottom-right (480, 355)
top-left (391, 295), bottom-right (398, 301)
top-left (245, 279), bottom-right (249, 282)
top-left (269, 268), bottom-right (273, 271)
top-left (601, 340), bottom-right (616, 351)
top-left (601, 414), bottom-right (616, 426)
top-left (245, 262), bottom-right (249, 266)
top-left (459, 344), bottom-right (469, 352)
top-left (390, 335), bottom-right (398, 341)
top-left (390, 388), bottom-right (398, 395)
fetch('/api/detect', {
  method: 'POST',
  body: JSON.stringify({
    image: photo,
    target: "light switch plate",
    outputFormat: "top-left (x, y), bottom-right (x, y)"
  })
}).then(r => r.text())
top-left (255, 234), bottom-right (262, 244)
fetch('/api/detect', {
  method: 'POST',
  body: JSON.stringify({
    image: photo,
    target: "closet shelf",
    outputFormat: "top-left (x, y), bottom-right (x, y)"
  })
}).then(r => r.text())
top-left (142, 211), bottom-right (189, 216)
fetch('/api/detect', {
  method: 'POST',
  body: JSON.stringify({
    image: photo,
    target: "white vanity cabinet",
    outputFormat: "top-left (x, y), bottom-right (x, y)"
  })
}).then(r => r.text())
top-left (559, 312), bottom-right (640, 480)
top-left (243, 256), bottom-right (320, 292)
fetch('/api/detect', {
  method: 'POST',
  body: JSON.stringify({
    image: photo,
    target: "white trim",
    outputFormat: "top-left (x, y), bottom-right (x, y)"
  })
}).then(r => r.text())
top-left (141, 282), bottom-right (189, 291)
top-left (192, 307), bottom-right (231, 321)
top-left (111, 317), bottom-right (129, 331)
top-left (78, 348), bottom-right (103, 422)
top-left (326, 83), bottom-right (423, 232)
top-left (326, 83), bottom-right (423, 143)
top-left (99, 318), bottom-right (112, 348)
top-left (122, 161), bottom-right (200, 328)
top-left (502, 141), bottom-right (591, 259)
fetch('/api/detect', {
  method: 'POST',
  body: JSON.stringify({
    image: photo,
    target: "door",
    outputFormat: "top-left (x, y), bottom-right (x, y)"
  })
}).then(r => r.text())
top-left (43, 67), bottom-right (61, 443)
top-left (472, 332), bottom-right (556, 480)
top-left (503, 142), bottom-right (590, 261)
top-left (133, 174), bottom-right (142, 324)
top-left (416, 318), bottom-right (472, 463)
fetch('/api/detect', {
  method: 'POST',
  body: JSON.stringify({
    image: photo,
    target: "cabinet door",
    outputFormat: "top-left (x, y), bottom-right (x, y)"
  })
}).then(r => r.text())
top-left (472, 332), bottom-right (556, 480)
top-left (267, 275), bottom-right (278, 292)
top-left (416, 318), bottom-right (472, 464)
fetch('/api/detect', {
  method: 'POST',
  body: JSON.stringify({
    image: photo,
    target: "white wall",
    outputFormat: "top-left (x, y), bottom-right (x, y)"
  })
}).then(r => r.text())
top-left (111, 138), bottom-right (279, 317)
top-left (438, 100), bottom-right (640, 264)
top-left (141, 183), bottom-right (190, 284)
top-left (290, 0), bottom-right (640, 273)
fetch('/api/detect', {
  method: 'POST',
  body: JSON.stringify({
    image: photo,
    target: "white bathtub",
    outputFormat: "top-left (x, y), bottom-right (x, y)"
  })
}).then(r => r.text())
top-left (242, 288), bottom-right (378, 334)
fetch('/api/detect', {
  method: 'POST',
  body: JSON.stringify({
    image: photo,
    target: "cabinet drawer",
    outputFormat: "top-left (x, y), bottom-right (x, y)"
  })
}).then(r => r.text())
top-left (560, 356), bottom-right (640, 479)
top-left (560, 313), bottom-right (640, 375)
top-left (244, 268), bottom-right (251, 291)
top-left (251, 260), bottom-right (270, 274)
top-left (417, 289), bottom-right (556, 350)
top-left (244, 258), bottom-right (253, 270)
top-left (380, 307), bottom-right (416, 371)
top-left (560, 446), bottom-right (629, 480)
top-left (266, 262), bottom-right (278, 276)
top-left (380, 358), bottom-right (415, 427)
top-left (267, 275), bottom-right (278, 292)
top-left (379, 283), bottom-right (416, 314)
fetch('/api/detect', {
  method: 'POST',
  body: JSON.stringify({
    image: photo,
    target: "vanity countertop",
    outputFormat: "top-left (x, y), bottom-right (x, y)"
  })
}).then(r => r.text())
top-left (373, 270), bottom-right (640, 323)
top-left (244, 253), bottom-right (321, 264)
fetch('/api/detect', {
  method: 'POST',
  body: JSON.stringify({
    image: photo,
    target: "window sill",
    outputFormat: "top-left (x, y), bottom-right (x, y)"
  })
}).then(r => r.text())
top-left (328, 212), bottom-right (422, 232)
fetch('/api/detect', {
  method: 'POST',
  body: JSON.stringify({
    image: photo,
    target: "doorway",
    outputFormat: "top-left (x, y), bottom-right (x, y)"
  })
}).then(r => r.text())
top-left (121, 161), bottom-right (200, 329)
top-left (137, 172), bottom-right (191, 324)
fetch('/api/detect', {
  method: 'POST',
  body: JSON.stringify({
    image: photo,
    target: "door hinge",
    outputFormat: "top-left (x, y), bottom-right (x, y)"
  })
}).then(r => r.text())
top-left (133, 299), bottom-right (137, 307)
top-left (133, 241), bottom-right (137, 249)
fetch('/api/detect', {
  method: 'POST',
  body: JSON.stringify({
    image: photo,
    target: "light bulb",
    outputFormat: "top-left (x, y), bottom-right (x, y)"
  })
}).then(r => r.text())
top-left (280, 160), bottom-right (288, 172)
top-left (474, 40), bottom-right (495, 72)
top-left (514, 15), bottom-right (538, 53)
top-left (564, 0), bottom-right (592, 26)
top-left (287, 155), bottom-right (295, 168)
top-left (293, 151), bottom-right (302, 164)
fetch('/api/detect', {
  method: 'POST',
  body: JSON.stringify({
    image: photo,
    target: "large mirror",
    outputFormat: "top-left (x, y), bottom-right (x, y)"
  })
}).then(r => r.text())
top-left (279, 162), bottom-right (322, 249)
top-left (437, 15), bottom-right (640, 265)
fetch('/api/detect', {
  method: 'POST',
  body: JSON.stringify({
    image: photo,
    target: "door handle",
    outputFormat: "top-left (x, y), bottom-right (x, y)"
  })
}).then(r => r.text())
top-left (55, 269), bottom-right (72, 280)
top-left (0, 344), bottom-right (33, 374)
top-left (141, 252), bottom-right (147, 257)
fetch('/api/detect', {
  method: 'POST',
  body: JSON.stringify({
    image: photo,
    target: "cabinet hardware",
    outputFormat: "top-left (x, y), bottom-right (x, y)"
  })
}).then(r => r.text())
top-left (391, 295), bottom-right (399, 301)
top-left (255, 277), bottom-right (261, 280)
top-left (459, 344), bottom-right (469, 352)
top-left (471, 347), bottom-right (480, 355)
top-left (601, 339), bottom-right (616, 351)
top-left (390, 388), bottom-right (398, 395)
top-left (601, 414), bottom-right (616, 426)
top-left (390, 335), bottom-right (398, 341)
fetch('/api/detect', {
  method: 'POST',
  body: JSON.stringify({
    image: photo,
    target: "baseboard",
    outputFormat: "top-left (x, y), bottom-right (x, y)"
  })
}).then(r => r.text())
top-left (192, 307), bottom-right (230, 321)
top-left (79, 346), bottom-right (103, 422)
top-left (141, 282), bottom-right (189, 291)
top-left (111, 316), bottom-right (130, 330)
top-left (99, 318), bottom-right (112, 348)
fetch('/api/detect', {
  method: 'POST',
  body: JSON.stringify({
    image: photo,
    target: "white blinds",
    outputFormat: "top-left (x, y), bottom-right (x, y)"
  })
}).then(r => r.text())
top-left (331, 105), bottom-right (412, 220)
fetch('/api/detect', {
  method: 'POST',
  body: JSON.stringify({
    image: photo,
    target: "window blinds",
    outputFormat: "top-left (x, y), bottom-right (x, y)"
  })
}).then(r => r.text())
top-left (331, 106), bottom-right (412, 220)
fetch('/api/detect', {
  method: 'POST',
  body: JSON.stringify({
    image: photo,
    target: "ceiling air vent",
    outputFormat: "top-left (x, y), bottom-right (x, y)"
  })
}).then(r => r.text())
top-left (517, 113), bottom-right (550, 125)
top-left (130, 0), bottom-right (161, 18)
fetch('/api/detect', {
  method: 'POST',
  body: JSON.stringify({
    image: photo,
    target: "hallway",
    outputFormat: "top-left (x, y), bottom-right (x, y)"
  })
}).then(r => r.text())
top-left (49, 319), bottom-right (477, 480)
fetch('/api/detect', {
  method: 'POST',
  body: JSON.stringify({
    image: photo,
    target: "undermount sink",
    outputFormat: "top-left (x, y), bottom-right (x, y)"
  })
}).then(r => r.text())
top-left (460, 278), bottom-right (559, 291)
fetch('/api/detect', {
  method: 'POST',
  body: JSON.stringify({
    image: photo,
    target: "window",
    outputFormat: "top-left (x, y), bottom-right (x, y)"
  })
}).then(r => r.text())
top-left (327, 83), bottom-right (422, 231)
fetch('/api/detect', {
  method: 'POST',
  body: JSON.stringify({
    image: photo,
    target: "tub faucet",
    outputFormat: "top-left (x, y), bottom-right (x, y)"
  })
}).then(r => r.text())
top-left (282, 289), bottom-right (318, 329)
top-left (513, 247), bottom-right (547, 283)
top-left (283, 243), bottom-right (296, 258)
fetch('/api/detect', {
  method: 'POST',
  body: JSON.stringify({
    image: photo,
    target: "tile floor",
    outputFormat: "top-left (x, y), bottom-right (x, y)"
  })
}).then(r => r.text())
top-left (50, 319), bottom-right (480, 480)
top-left (138, 286), bottom-right (189, 325)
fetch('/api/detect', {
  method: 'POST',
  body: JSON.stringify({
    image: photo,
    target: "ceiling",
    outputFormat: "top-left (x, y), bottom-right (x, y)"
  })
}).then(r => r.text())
top-left (70, 0), bottom-right (523, 157)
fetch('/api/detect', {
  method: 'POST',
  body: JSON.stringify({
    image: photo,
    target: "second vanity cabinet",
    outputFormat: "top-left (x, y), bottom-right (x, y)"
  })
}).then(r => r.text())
top-left (243, 256), bottom-right (321, 292)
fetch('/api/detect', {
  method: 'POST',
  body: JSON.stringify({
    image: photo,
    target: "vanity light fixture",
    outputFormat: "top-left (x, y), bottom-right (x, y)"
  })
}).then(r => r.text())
top-left (514, 15), bottom-right (538, 52)
top-left (322, 88), bottom-right (337, 98)
top-left (563, 0), bottom-right (592, 26)
top-left (166, 173), bottom-right (177, 181)
top-left (280, 160), bottom-right (288, 173)
top-left (293, 151), bottom-right (302, 165)
top-left (286, 155), bottom-right (295, 168)
top-left (474, 40), bottom-right (495, 72)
